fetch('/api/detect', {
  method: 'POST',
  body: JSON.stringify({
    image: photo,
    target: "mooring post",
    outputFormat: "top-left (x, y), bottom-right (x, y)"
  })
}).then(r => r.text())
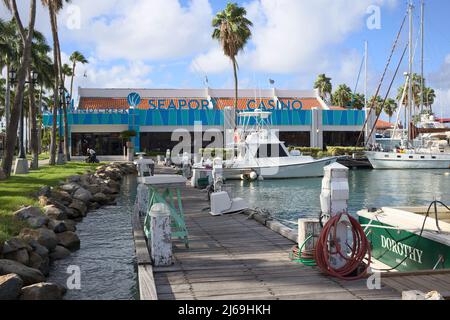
top-left (149, 202), bottom-right (173, 266)
top-left (297, 218), bottom-right (321, 251)
top-left (320, 162), bottom-right (351, 269)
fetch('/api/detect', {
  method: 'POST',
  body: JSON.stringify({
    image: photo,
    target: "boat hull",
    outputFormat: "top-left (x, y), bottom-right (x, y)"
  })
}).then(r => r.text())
top-left (222, 157), bottom-right (338, 179)
top-left (359, 215), bottom-right (450, 271)
top-left (366, 151), bottom-right (450, 169)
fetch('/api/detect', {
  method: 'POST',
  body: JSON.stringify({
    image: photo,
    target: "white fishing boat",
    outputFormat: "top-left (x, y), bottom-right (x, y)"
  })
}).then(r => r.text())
top-left (366, 1), bottom-right (450, 170)
top-left (193, 109), bottom-right (337, 180)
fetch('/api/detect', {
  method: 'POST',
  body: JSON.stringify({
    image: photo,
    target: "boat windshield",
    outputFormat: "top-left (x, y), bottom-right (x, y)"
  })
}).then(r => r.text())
top-left (256, 144), bottom-right (289, 158)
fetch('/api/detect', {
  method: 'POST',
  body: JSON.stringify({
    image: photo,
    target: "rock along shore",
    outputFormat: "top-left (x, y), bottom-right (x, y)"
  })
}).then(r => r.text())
top-left (0, 162), bottom-right (137, 300)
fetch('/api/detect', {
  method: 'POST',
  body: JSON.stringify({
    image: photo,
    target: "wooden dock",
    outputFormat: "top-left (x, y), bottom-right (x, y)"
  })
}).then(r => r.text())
top-left (132, 166), bottom-right (402, 300)
top-left (131, 165), bottom-right (450, 300)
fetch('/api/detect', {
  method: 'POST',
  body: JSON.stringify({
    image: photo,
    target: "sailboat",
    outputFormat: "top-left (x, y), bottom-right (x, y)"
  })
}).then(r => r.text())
top-left (366, 0), bottom-right (450, 170)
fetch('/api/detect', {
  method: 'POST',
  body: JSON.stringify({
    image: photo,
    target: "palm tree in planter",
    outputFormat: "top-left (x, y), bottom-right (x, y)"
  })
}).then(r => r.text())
top-left (120, 129), bottom-right (136, 158)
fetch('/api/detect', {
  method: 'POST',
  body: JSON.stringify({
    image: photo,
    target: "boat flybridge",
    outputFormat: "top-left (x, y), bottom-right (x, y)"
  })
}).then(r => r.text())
top-left (193, 109), bottom-right (337, 180)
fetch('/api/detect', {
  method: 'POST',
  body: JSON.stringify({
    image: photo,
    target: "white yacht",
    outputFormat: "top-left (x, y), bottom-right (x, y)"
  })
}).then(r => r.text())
top-left (194, 110), bottom-right (337, 180)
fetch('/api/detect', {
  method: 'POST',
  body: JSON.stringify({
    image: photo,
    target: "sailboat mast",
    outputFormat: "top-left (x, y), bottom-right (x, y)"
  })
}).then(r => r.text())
top-left (364, 41), bottom-right (368, 109)
top-left (420, 0), bottom-right (425, 113)
top-left (408, 0), bottom-right (414, 143)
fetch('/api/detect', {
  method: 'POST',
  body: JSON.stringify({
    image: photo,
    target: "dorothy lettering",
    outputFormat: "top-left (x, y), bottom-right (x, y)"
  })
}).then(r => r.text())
top-left (380, 235), bottom-right (423, 264)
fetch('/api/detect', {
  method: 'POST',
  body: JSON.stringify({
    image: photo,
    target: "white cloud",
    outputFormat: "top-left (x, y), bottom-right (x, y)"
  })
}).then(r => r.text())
top-left (59, 51), bottom-right (153, 99)
top-left (60, 0), bottom-right (213, 61)
top-left (191, 0), bottom-right (397, 77)
top-left (190, 47), bottom-right (231, 75)
top-left (248, 0), bottom-right (396, 73)
top-left (429, 55), bottom-right (450, 117)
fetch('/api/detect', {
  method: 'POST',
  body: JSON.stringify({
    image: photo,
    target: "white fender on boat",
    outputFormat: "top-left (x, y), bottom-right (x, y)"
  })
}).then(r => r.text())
top-left (249, 171), bottom-right (258, 181)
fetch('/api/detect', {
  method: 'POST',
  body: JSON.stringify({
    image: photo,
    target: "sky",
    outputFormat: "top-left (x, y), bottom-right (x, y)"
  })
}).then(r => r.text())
top-left (1, 0), bottom-right (450, 118)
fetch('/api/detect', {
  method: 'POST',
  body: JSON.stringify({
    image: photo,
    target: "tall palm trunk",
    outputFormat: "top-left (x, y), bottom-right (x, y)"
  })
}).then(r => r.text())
top-left (28, 69), bottom-right (38, 169)
top-left (5, 62), bottom-right (11, 130)
top-left (1, 0), bottom-right (37, 177)
top-left (69, 60), bottom-right (76, 99)
top-left (48, 4), bottom-right (59, 165)
top-left (52, 12), bottom-right (70, 161)
top-left (232, 56), bottom-right (238, 129)
top-left (37, 85), bottom-right (43, 153)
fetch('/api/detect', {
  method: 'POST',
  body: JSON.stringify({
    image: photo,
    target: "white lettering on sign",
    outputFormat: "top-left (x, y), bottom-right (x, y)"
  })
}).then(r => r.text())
top-left (380, 235), bottom-right (423, 264)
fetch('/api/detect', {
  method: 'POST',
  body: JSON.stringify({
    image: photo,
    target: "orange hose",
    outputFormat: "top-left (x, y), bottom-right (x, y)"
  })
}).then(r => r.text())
top-left (315, 213), bottom-right (371, 280)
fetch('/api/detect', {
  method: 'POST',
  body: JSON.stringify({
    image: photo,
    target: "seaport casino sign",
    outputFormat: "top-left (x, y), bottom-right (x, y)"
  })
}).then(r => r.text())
top-left (126, 92), bottom-right (304, 111)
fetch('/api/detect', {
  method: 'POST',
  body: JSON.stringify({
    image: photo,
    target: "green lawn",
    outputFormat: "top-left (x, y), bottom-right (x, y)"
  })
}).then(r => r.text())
top-left (0, 162), bottom-right (102, 243)
top-left (26, 152), bottom-right (50, 161)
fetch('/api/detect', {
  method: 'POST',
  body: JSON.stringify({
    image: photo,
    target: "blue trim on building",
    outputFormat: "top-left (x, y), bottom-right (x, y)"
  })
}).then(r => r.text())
top-left (45, 109), bottom-right (366, 127)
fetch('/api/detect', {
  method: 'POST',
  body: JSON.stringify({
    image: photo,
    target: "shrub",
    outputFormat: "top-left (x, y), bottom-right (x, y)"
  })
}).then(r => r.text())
top-left (199, 148), bottom-right (235, 160)
top-left (288, 147), bottom-right (322, 158)
top-left (326, 146), bottom-right (365, 156)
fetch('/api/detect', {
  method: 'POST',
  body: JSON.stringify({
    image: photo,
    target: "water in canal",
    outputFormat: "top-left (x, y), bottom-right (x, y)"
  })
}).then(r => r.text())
top-left (47, 175), bottom-right (138, 300)
top-left (227, 169), bottom-right (450, 227)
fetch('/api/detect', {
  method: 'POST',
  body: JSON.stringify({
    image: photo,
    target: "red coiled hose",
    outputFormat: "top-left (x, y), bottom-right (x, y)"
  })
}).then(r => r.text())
top-left (315, 213), bottom-right (371, 280)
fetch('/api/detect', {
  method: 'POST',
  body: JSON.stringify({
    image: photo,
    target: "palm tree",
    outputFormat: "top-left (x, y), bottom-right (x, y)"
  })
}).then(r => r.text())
top-left (332, 84), bottom-right (352, 108)
top-left (69, 50), bottom-right (88, 99)
top-left (0, 19), bottom-right (21, 133)
top-left (212, 2), bottom-right (252, 121)
top-left (28, 29), bottom-right (52, 169)
top-left (60, 62), bottom-right (72, 160)
top-left (350, 93), bottom-right (365, 110)
top-left (61, 63), bottom-right (72, 83)
top-left (314, 74), bottom-right (332, 103)
top-left (369, 96), bottom-right (384, 116)
top-left (423, 87), bottom-right (436, 112)
top-left (1, 0), bottom-right (37, 177)
top-left (41, 0), bottom-right (69, 164)
top-left (396, 73), bottom-right (423, 108)
top-left (383, 98), bottom-right (397, 123)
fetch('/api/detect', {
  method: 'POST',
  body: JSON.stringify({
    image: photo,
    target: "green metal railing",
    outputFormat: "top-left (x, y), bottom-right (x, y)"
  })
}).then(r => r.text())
top-left (143, 185), bottom-right (189, 248)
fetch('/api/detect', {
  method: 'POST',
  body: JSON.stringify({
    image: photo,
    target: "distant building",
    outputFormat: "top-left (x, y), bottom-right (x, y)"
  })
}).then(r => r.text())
top-left (43, 87), bottom-right (367, 156)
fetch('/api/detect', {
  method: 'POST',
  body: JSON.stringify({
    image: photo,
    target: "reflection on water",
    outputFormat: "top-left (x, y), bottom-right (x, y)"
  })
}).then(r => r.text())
top-left (227, 169), bottom-right (450, 224)
top-left (47, 175), bottom-right (138, 300)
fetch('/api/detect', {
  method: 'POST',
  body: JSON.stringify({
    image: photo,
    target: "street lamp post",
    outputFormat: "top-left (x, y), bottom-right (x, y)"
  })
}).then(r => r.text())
top-left (56, 86), bottom-right (66, 165)
top-left (13, 70), bottom-right (38, 174)
top-left (5, 67), bottom-right (16, 132)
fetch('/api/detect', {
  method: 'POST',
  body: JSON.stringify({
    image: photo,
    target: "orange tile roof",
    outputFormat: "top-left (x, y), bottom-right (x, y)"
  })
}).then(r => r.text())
top-left (79, 97), bottom-right (323, 110)
top-left (328, 106), bottom-right (346, 110)
top-left (376, 119), bottom-right (395, 129)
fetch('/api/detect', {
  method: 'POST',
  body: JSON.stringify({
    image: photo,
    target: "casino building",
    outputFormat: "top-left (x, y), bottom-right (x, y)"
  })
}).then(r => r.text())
top-left (43, 87), bottom-right (368, 156)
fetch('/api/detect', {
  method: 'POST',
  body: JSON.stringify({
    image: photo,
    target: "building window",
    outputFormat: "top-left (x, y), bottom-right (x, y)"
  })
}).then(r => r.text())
top-left (71, 132), bottom-right (123, 156)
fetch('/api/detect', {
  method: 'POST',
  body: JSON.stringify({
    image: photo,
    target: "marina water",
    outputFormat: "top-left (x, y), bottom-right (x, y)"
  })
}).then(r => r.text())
top-left (228, 169), bottom-right (450, 227)
top-left (47, 175), bottom-right (138, 300)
